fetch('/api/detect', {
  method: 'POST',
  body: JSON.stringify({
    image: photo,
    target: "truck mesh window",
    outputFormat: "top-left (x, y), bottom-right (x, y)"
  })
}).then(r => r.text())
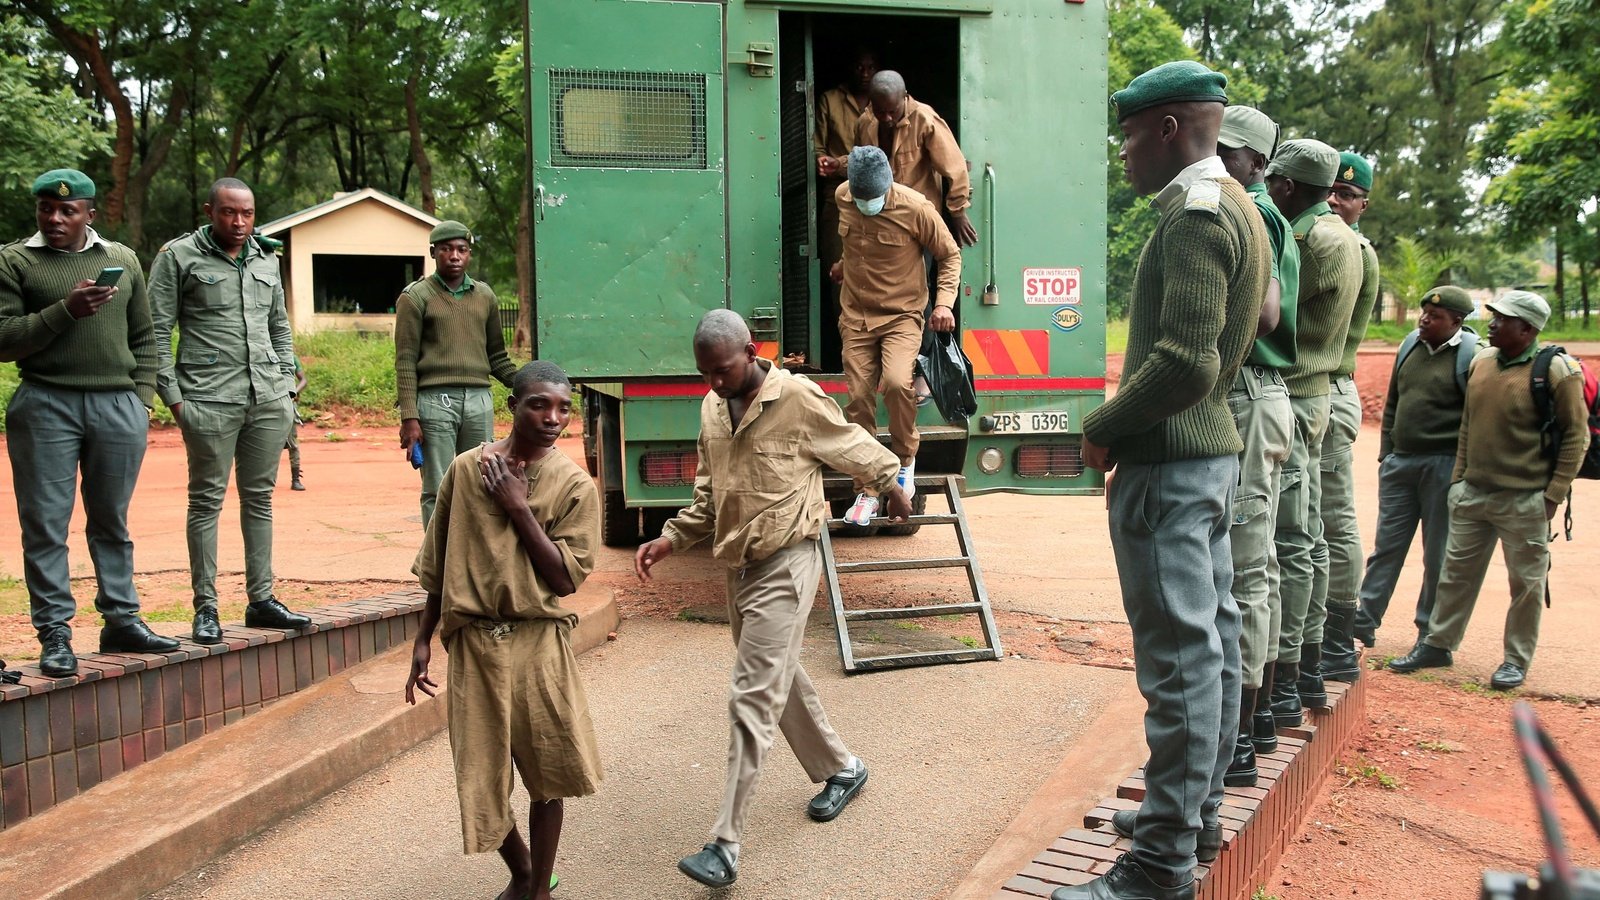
top-left (550, 69), bottom-right (707, 169)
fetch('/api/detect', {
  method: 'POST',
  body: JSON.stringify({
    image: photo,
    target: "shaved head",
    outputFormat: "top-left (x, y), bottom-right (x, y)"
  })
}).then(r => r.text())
top-left (1117, 101), bottom-right (1227, 196)
top-left (693, 309), bottom-right (752, 351)
top-left (868, 70), bottom-right (906, 103)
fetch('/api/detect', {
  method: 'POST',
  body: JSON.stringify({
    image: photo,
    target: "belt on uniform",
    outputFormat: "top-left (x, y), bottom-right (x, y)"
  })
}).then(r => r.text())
top-left (470, 619), bottom-right (522, 638)
top-left (1231, 365), bottom-right (1285, 393)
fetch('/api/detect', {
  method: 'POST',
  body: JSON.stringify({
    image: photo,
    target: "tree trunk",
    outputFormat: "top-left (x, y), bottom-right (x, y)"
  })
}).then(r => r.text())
top-left (515, 178), bottom-right (534, 352)
top-left (1555, 233), bottom-right (1566, 323)
top-left (123, 82), bottom-right (191, 251)
top-left (1580, 256), bottom-right (1591, 332)
top-left (404, 66), bottom-right (436, 214)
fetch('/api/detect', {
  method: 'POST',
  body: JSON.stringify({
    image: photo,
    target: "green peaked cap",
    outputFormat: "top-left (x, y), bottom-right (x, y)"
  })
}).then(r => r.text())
top-left (1111, 60), bottom-right (1228, 122)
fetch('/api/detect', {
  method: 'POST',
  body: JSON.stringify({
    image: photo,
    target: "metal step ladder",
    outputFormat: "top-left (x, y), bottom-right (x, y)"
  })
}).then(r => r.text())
top-left (820, 474), bottom-right (1003, 674)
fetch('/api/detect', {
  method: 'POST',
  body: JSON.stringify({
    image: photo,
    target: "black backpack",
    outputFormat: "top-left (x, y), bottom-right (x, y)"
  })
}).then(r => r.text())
top-left (1530, 345), bottom-right (1600, 480)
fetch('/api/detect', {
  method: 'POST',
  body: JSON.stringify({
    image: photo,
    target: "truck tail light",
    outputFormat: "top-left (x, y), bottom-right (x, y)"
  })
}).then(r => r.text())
top-left (1015, 442), bottom-right (1083, 478)
top-left (641, 450), bottom-right (699, 485)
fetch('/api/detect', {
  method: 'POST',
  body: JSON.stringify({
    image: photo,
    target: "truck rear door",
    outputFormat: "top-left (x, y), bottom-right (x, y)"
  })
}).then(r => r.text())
top-left (527, 0), bottom-right (727, 378)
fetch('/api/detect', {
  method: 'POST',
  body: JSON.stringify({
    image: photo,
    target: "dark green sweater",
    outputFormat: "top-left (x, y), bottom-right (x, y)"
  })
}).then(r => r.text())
top-left (393, 275), bottom-right (517, 420)
top-left (1282, 204), bottom-right (1362, 397)
top-left (1381, 333), bottom-right (1467, 458)
top-left (1084, 174), bottom-right (1270, 463)
top-left (1334, 235), bottom-right (1381, 377)
top-left (0, 236), bottom-right (156, 406)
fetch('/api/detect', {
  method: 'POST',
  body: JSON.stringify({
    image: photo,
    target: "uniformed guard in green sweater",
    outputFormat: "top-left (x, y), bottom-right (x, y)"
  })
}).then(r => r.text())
top-left (0, 169), bottom-right (181, 676)
top-left (1390, 291), bottom-right (1589, 691)
top-left (1354, 286), bottom-right (1477, 656)
top-left (150, 177), bottom-right (311, 645)
top-left (1315, 151), bottom-right (1381, 684)
top-left (394, 220), bottom-right (518, 529)
top-left (1262, 139), bottom-right (1363, 729)
top-left (1060, 61), bottom-right (1270, 900)
top-left (1214, 105), bottom-right (1300, 787)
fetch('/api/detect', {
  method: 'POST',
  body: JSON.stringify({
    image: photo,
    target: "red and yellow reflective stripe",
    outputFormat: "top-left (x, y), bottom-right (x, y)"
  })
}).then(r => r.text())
top-left (963, 329), bottom-right (1049, 376)
top-left (754, 341), bottom-right (779, 361)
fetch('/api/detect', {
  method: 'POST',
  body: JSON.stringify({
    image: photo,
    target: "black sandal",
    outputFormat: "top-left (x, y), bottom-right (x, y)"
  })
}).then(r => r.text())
top-left (678, 843), bottom-right (737, 887)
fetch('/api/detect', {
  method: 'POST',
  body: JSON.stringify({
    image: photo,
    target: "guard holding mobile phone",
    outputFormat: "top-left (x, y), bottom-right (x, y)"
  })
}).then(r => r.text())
top-left (0, 168), bottom-right (180, 677)
top-left (149, 176), bottom-right (311, 645)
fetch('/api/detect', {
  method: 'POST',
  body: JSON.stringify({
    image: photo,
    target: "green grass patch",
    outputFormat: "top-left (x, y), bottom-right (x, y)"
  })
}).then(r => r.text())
top-left (0, 572), bottom-right (27, 616)
top-left (1106, 318), bottom-right (1129, 355)
top-left (1252, 889), bottom-right (1282, 900)
top-left (1417, 740), bottom-right (1459, 753)
top-left (956, 635), bottom-right (980, 648)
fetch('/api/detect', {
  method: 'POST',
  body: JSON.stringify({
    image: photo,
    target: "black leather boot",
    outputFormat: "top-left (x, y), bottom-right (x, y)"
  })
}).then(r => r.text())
top-left (1321, 607), bottom-right (1361, 683)
top-left (291, 468), bottom-right (305, 491)
top-left (1298, 643), bottom-right (1329, 709)
top-left (1270, 659), bottom-right (1303, 728)
top-left (1353, 606), bottom-right (1378, 648)
top-left (1224, 686), bottom-right (1258, 787)
top-left (1252, 662), bottom-right (1279, 754)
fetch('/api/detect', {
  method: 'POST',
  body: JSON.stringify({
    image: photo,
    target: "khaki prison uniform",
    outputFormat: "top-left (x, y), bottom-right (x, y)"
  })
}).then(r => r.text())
top-left (412, 445), bottom-right (604, 854)
top-left (835, 182), bottom-right (961, 478)
top-left (852, 94), bottom-right (971, 217)
top-left (660, 359), bottom-right (900, 843)
top-left (814, 85), bottom-right (866, 274)
top-left (1423, 344), bottom-right (1589, 670)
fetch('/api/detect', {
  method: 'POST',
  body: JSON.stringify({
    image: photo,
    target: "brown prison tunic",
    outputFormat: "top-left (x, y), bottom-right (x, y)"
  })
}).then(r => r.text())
top-left (661, 359), bottom-right (901, 568)
top-left (835, 182), bottom-right (961, 329)
top-left (412, 445), bottom-right (603, 852)
top-left (853, 94), bottom-right (971, 216)
top-left (814, 85), bottom-right (865, 199)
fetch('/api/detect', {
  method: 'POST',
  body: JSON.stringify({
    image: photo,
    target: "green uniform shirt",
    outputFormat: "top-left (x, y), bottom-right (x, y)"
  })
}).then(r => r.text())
top-left (1244, 181), bottom-right (1299, 369)
top-left (149, 226), bottom-right (296, 407)
top-left (393, 273), bottom-right (516, 421)
top-left (1281, 202), bottom-right (1362, 398)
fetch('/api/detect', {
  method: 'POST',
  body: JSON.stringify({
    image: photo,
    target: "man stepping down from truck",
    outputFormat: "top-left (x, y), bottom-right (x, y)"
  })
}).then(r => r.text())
top-left (830, 145), bottom-right (960, 525)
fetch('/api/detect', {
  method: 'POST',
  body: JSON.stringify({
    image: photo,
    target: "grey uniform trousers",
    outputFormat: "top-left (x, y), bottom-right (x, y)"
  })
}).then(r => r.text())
top-left (1423, 482), bottom-right (1551, 670)
top-left (6, 383), bottom-right (148, 635)
top-left (1109, 456), bottom-right (1242, 882)
top-left (1274, 393), bottom-right (1331, 664)
top-left (179, 395), bottom-right (294, 609)
top-left (1226, 366), bottom-right (1292, 688)
top-left (713, 539), bottom-right (852, 843)
top-left (418, 386), bottom-right (495, 529)
top-left (1308, 376), bottom-right (1364, 646)
top-left (1354, 452), bottom-right (1454, 639)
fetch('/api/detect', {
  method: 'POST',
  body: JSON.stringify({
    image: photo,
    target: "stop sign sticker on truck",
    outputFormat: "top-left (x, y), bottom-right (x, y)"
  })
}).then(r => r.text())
top-left (1023, 267), bottom-right (1081, 305)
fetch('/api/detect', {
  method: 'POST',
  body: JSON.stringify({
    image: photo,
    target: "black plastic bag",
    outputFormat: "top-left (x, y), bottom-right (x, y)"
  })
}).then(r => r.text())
top-left (916, 330), bottom-right (977, 424)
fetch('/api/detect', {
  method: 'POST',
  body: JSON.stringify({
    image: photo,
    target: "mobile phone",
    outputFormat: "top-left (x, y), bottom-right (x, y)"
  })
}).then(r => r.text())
top-left (93, 266), bottom-right (124, 287)
top-left (408, 443), bottom-right (424, 469)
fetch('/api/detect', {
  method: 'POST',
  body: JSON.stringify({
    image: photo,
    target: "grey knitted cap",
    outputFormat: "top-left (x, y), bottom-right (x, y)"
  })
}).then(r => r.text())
top-left (847, 146), bottom-right (892, 200)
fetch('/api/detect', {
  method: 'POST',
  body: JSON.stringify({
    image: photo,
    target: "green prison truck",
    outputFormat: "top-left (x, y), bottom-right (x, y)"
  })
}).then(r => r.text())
top-left (525, 0), bottom-right (1109, 546)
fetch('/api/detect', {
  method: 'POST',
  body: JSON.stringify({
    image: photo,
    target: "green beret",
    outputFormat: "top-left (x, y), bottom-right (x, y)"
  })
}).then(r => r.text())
top-left (1112, 60), bottom-right (1228, 122)
top-left (1266, 139), bottom-right (1340, 188)
top-left (1337, 152), bottom-right (1373, 191)
top-left (1420, 285), bottom-right (1473, 316)
top-left (32, 168), bottom-right (95, 202)
top-left (429, 220), bottom-right (473, 245)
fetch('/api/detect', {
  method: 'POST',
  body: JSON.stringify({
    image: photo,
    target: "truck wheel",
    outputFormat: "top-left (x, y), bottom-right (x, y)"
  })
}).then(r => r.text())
top-left (601, 489), bottom-right (640, 546)
top-left (642, 507), bottom-right (677, 541)
top-left (879, 492), bottom-right (928, 537)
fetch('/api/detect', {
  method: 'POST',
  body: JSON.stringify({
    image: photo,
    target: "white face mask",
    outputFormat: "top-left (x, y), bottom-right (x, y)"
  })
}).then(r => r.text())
top-left (854, 195), bottom-right (885, 216)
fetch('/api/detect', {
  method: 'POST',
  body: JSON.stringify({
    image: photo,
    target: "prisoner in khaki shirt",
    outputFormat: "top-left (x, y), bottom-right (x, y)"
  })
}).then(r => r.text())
top-left (634, 312), bottom-right (908, 886)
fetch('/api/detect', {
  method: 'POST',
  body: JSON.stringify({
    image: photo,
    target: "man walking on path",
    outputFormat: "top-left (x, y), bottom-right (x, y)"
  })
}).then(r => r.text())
top-left (150, 177), bottom-right (310, 644)
top-left (407, 361), bottom-right (602, 900)
top-left (634, 310), bottom-right (910, 889)
top-left (1389, 291), bottom-right (1588, 691)
top-left (831, 146), bottom-right (960, 524)
top-left (1264, 139), bottom-right (1362, 727)
top-left (1063, 61), bottom-right (1269, 900)
top-left (1354, 286), bottom-right (1477, 654)
top-left (0, 168), bottom-right (179, 676)
top-left (395, 220), bottom-right (518, 529)
top-left (1213, 105), bottom-right (1299, 787)
top-left (1315, 151), bottom-right (1382, 684)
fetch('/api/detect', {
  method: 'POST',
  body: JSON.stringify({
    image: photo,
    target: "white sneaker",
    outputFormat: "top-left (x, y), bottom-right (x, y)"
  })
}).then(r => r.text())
top-left (896, 461), bottom-right (916, 501)
top-left (844, 494), bottom-right (879, 526)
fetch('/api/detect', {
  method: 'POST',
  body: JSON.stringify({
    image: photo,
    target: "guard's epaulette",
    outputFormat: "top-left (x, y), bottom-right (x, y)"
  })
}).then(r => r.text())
top-left (1184, 179), bottom-right (1222, 216)
top-left (157, 231), bottom-right (195, 254)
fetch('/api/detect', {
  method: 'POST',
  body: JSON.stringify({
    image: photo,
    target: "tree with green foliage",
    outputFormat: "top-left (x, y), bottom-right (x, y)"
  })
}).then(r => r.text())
top-left (0, 16), bottom-right (106, 194)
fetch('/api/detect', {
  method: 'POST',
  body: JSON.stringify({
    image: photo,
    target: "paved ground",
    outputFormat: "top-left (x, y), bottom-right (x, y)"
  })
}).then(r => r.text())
top-left (150, 617), bottom-right (1124, 900)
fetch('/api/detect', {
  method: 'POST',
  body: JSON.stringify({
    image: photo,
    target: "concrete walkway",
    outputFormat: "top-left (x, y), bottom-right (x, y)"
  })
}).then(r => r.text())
top-left (152, 617), bottom-right (1127, 900)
